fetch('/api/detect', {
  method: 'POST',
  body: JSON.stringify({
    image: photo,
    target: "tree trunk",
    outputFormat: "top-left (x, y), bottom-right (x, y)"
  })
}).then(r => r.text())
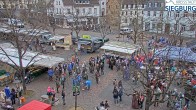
top-left (133, 35), bottom-right (137, 44)
top-left (16, 37), bottom-right (27, 94)
top-left (145, 90), bottom-right (152, 110)
top-left (22, 70), bottom-right (27, 94)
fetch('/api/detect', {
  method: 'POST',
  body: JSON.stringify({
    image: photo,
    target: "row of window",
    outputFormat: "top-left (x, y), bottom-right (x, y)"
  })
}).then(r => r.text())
top-left (150, 23), bottom-right (191, 32)
top-left (55, 0), bottom-right (90, 5)
top-left (122, 4), bottom-right (145, 9)
top-left (147, 2), bottom-right (164, 8)
top-left (121, 11), bottom-right (143, 16)
top-left (55, 8), bottom-right (97, 15)
top-left (122, 2), bottom-right (164, 9)
top-left (147, 11), bottom-right (196, 18)
top-left (0, 4), bottom-right (24, 9)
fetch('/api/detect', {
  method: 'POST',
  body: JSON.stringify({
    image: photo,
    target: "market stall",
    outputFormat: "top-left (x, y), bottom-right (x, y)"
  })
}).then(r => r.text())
top-left (49, 34), bottom-right (72, 50)
top-left (100, 41), bottom-right (141, 58)
top-left (18, 100), bottom-right (51, 110)
top-left (154, 46), bottom-right (196, 63)
top-left (0, 43), bottom-right (65, 86)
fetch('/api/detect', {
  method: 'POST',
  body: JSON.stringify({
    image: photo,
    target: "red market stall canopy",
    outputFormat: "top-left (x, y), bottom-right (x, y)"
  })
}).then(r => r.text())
top-left (18, 100), bottom-right (51, 110)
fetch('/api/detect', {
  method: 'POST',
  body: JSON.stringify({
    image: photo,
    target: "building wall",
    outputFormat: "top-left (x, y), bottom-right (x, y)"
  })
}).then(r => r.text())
top-left (143, 0), bottom-right (196, 38)
top-left (120, 3), bottom-right (146, 27)
top-left (106, 0), bottom-right (121, 27)
top-left (48, 0), bottom-right (102, 28)
top-left (99, 0), bottom-right (107, 16)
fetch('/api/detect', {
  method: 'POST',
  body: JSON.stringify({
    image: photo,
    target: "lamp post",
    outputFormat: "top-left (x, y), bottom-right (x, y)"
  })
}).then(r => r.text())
top-left (73, 78), bottom-right (80, 110)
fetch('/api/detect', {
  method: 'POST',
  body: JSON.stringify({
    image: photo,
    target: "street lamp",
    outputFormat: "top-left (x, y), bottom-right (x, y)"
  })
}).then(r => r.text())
top-left (72, 78), bottom-right (80, 110)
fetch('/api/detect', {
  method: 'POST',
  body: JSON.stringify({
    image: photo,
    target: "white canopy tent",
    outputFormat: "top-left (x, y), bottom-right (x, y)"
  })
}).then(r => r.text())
top-left (0, 43), bottom-right (65, 67)
top-left (100, 41), bottom-right (140, 55)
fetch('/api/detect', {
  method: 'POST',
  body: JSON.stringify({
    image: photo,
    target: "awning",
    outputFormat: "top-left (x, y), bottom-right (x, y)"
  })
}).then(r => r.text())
top-left (18, 100), bottom-right (51, 110)
top-left (101, 45), bottom-right (136, 54)
top-left (154, 46), bottom-right (196, 63)
top-left (0, 43), bottom-right (65, 67)
top-left (49, 35), bottom-right (65, 41)
top-left (100, 41), bottom-right (140, 54)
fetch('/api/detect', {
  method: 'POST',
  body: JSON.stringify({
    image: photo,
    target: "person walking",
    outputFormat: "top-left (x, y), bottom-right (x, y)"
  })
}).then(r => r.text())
top-left (118, 86), bottom-right (123, 102)
top-left (95, 71), bottom-right (99, 84)
top-left (61, 90), bottom-right (66, 105)
top-left (104, 100), bottom-right (110, 110)
top-left (4, 86), bottom-right (10, 100)
top-left (51, 88), bottom-right (56, 106)
top-left (132, 91), bottom-right (139, 109)
top-left (55, 79), bottom-right (60, 93)
top-left (68, 62), bottom-right (73, 76)
top-left (48, 67), bottom-right (54, 81)
top-left (113, 79), bottom-right (117, 88)
top-left (113, 87), bottom-right (119, 104)
top-left (139, 93), bottom-right (144, 109)
top-left (96, 63), bottom-right (100, 73)
top-left (60, 73), bottom-right (66, 90)
top-left (10, 88), bottom-right (16, 105)
top-left (100, 62), bottom-right (104, 75)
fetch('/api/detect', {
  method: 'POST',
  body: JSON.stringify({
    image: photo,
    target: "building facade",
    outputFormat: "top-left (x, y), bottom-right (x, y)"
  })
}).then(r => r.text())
top-left (47, 0), bottom-right (107, 29)
top-left (143, 0), bottom-right (196, 38)
top-left (0, 0), bottom-right (49, 18)
top-left (120, 0), bottom-right (146, 27)
top-left (106, 0), bottom-right (121, 28)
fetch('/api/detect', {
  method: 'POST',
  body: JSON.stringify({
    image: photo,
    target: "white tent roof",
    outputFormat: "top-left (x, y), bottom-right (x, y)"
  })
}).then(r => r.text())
top-left (100, 41), bottom-right (140, 54)
top-left (0, 44), bottom-right (65, 67)
top-left (49, 35), bottom-right (65, 41)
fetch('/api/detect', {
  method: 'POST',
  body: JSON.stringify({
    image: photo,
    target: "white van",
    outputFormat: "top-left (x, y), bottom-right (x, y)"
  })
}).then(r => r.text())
top-left (120, 27), bottom-right (133, 35)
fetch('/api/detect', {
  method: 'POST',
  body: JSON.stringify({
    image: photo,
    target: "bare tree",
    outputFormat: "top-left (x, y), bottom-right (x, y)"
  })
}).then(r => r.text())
top-left (99, 16), bottom-right (108, 40)
top-left (0, 0), bottom-right (49, 93)
top-left (122, 36), bottom-right (191, 110)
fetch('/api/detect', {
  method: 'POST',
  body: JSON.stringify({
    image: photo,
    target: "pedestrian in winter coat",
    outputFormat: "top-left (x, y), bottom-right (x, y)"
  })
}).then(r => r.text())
top-left (100, 62), bottom-right (104, 75)
top-left (95, 71), bottom-right (99, 84)
top-left (55, 79), bottom-right (60, 93)
top-left (4, 86), bottom-right (10, 99)
top-left (48, 68), bottom-right (54, 81)
top-left (105, 100), bottom-right (110, 109)
top-left (113, 87), bottom-right (119, 104)
top-left (60, 73), bottom-right (66, 89)
top-left (10, 88), bottom-right (16, 105)
top-left (61, 90), bottom-right (65, 105)
top-left (118, 86), bottom-right (123, 102)
top-left (68, 62), bottom-right (73, 76)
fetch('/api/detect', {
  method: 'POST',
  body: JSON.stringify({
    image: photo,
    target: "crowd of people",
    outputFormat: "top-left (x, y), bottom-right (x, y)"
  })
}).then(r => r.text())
top-left (45, 40), bottom-right (196, 109)
top-left (0, 84), bottom-right (23, 110)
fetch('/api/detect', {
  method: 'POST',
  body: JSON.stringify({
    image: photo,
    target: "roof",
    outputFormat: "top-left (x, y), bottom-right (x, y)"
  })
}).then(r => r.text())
top-left (0, 43), bottom-right (65, 67)
top-left (186, 40), bottom-right (196, 48)
top-left (18, 100), bottom-right (51, 110)
top-left (154, 46), bottom-right (196, 63)
top-left (100, 41), bottom-right (140, 54)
